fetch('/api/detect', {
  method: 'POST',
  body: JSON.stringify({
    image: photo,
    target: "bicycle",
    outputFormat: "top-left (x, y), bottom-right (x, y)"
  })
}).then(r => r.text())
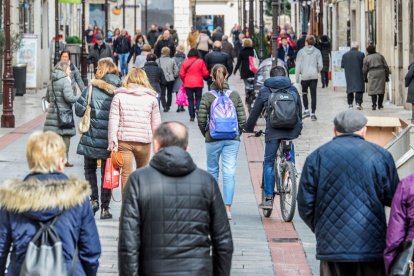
top-left (251, 130), bottom-right (298, 222)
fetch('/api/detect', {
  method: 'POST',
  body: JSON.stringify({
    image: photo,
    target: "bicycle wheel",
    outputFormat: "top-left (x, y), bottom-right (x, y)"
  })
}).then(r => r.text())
top-left (279, 161), bottom-right (297, 222)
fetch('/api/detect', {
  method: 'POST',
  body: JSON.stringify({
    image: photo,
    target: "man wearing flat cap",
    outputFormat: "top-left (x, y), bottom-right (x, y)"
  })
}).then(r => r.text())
top-left (87, 33), bottom-right (114, 73)
top-left (297, 110), bottom-right (399, 276)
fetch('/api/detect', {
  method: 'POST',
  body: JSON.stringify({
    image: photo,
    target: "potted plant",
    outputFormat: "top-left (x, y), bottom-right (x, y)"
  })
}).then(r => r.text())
top-left (64, 36), bottom-right (82, 68)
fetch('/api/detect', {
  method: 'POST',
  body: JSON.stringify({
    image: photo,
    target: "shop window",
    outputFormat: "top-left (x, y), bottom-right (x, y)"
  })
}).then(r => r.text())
top-left (19, 0), bottom-right (34, 34)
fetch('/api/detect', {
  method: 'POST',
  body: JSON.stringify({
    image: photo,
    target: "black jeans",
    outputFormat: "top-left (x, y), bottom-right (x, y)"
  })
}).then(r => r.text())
top-left (347, 92), bottom-right (364, 105)
top-left (320, 261), bottom-right (385, 276)
top-left (84, 156), bottom-right (111, 209)
top-left (320, 71), bottom-right (329, 87)
top-left (161, 81), bottom-right (175, 109)
top-left (301, 79), bottom-right (318, 113)
top-left (186, 87), bottom-right (203, 119)
top-left (371, 94), bottom-right (384, 108)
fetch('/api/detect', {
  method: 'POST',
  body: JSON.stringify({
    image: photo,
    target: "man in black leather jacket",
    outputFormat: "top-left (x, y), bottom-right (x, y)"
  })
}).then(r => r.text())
top-left (118, 121), bottom-right (233, 276)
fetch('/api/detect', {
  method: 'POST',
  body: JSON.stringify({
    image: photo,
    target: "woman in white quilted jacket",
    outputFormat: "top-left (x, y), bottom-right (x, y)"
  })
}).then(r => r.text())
top-left (108, 68), bottom-right (162, 188)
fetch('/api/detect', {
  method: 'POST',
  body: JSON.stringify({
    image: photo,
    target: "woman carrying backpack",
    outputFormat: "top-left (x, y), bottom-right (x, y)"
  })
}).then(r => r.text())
top-left (0, 131), bottom-right (100, 275)
top-left (197, 64), bottom-right (246, 220)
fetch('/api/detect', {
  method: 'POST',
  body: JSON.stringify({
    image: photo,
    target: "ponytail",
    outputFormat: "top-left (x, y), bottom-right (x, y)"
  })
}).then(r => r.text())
top-left (211, 64), bottom-right (228, 91)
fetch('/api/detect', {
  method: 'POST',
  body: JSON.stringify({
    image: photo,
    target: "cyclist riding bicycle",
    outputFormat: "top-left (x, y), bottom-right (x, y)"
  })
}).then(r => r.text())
top-left (244, 65), bottom-right (303, 209)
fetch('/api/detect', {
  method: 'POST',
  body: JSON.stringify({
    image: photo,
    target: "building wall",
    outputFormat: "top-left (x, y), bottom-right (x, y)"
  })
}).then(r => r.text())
top-left (174, 0), bottom-right (192, 49)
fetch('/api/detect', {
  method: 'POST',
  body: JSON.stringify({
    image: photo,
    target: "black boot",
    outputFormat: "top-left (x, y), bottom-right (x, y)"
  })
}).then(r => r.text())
top-left (100, 208), bottom-right (113, 220)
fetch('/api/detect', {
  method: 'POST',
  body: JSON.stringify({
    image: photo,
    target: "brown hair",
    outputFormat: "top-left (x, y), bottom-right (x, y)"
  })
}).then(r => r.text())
top-left (122, 67), bottom-right (153, 89)
top-left (161, 47), bottom-right (171, 57)
top-left (211, 64), bottom-right (228, 91)
top-left (242, 38), bottom-right (253, 48)
top-left (306, 35), bottom-right (316, 46)
top-left (95, 57), bottom-right (119, 79)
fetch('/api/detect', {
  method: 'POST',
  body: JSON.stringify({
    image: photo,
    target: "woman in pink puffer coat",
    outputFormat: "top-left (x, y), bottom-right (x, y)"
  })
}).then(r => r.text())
top-left (108, 68), bottom-right (161, 188)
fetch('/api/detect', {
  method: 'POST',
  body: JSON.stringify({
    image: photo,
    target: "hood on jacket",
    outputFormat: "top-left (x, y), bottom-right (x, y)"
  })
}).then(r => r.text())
top-left (210, 80), bottom-right (230, 91)
top-left (150, 146), bottom-right (197, 177)
top-left (303, 46), bottom-right (317, 55)
top-left (409, 60), bottom-right (414, 70)
top-left (114, 84), bottom-right (158, 97)
top-left (0, 177), bottom-right (90, 221)
top-left (264, 76), bottom-right (292, 90)
top-left (91, 73), bottom-right (121, 95)
top-left (51, 70), bottom-right (68, 81)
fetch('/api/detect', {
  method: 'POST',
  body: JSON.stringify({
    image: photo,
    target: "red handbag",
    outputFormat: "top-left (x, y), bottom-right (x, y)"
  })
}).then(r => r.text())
top-left (103, 158), bottom-right (120, 190)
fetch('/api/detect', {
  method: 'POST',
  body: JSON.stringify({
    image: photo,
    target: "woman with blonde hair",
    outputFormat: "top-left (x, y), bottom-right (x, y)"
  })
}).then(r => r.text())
top-left (0, 131), bottom-right (101, 275)
top-left (75, 57), bottom-right (121, 220)
top-left (234, 38), bottom-right (255, 88)
top-left (108, 68), bottom-right (161, 189)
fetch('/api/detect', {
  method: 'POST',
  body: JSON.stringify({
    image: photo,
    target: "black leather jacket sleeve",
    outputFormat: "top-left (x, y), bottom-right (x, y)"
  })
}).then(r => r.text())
top-left (245, 88), bottom-right (266, 132)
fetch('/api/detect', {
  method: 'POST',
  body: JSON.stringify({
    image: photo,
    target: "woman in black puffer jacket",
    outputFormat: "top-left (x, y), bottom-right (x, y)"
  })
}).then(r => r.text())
top-left (234, 38), bottom-right (255, 88)
top-left (143, 53), bottom-right (166, 108)
top-left (75, 57), bottom-right (121, 220)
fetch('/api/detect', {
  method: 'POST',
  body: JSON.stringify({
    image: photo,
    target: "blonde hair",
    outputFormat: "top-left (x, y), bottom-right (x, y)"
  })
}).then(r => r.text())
top-left (176, 45), bottom-right (185, 53)
top-left (211, 64), bottom-right (228, 91)
top-left (122, 67), bottom-right (153, 89)
top-left (95, 57), bottom-right (119, 79)
top-left (242, 38), bottom-right (253, 48)
top-left (161, 47), bottom-right (171, 57)
top-left (26, 131), bottom-right (67, 173)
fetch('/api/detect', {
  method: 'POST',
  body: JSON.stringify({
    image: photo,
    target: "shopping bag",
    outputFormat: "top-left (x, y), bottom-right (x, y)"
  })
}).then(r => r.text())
top-left (248, 49), bottom-right (260, 74)
top-left (176, 86), bottom-right (189, 106)
top-left (103, 158), bottom-right (120, 190)
top-left (328, 71), bottom-right (332, 80)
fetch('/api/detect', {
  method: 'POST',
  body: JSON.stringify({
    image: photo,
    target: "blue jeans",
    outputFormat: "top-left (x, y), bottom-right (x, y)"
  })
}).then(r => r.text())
top-left (206, 140), bottom-right (240, 205)
top-left (263, 140), bottom-right (280, 198)
top-left (118, 53), bottom-right (129, 76)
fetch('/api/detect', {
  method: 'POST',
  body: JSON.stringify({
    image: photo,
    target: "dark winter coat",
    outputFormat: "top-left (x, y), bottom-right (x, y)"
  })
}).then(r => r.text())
top-left (113, 35), bottom-right (131, 54)
top-left (319, 41), bottom-right (331, 72)
top-left (154, 39), bottom-right (176, 58)
top-left (0, 172), bottom-right (101, 276)
top-left (87, 42), bottom-right (113, 67)
top-left (127, 42), bottom-right (144, 64)
top-left (277, 45), bottom-right (295, 63)
top-left (69, 63), bottom-right (85, 95)
top-left (44, 70), bottom-right (78, 137)
top-left (363, 52), bottom-right (390, 96)
top-left (298, 134), bottom-right (399, 262)
top-left (143, 61), bottom-right (166, 95)
top-left (384, 173), bottom-right (414, 274)
top-left (197, 82), bottom-right (246, 143)
top-left (146, 30), bottom-right (159, 48)
top-left (221, 41), bottom-right (234, 59)
top-left (234, 46), bottom-right (255, 80)
top-left (75, 74), bottom-right (121, 159)
top-left (295, 35), bottom-right (307, 54)
top-left (173, 52), bottom-right (187, 92)
top-left (179, 57), bottom-right (209, 88)
top-left (204, 49), bottom-right (233, 76)
top-left (118, 146), bottom-right (233, 276)
top-left (212, 31), bottom-right (223, 42)
top-left (341, 48), bottom-right (365, 93)
top-left (245, 77), bottom-right (303, 143)
top-left (405, 61), bottom-right (414, 103)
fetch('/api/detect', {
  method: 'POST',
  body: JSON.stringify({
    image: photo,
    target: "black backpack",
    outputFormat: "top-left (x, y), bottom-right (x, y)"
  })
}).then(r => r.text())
top-left (267, 87), bottom-right (298, 129)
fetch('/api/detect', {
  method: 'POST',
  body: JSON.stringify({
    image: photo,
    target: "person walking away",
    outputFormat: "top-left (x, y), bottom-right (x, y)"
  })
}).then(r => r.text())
top-left (187, 27), bottom-right (199, 49)
top-left (108, 68), bottom-right (161, 189)
top-left (196, 30), bottom-right (213, 60)
top-left (60, 50), bottom-right (85, 95)
top-left (212, 26), bottom-right (224, 42)
top-left (75, 58), bottom-right (121, 219)
top-left (112, 28), bottom-right (121, 64)
top-left (87, 33), bottom-right (113, 74)
top-left (146, 24), bottom-right (159, 49)
top-left (319, 35), bottom-right (331, 88)
top-left (295, 35), bottom-right (323, 121)
top-left (44, 62), bottom-right (78, 167)
top-left (157, 47), bottom-right (179, 112)
top-left (169, 24), bottom-right (179, 46)
top-left (118, 121), bottom-right (233, 275)
top-left (221, 35), bottom-right (234, 61)
top-left (363, 44), bottom-right (390, 110)
top-left (277, 36), bottom-right (295, 70)
top-left (154, 30), bottom-right (176, 58)
top-left (127, 34), bottom-right (144, 65)
top-left (404, 60), bottom-right (414, 124)
top-left (0, 131), bottom-right (101, 275)
top-left (341, 41), bottom-right (365, 110)
top-left (113, 29), bottom-right (132, 77)
top-left (143, 53), bottom-right (166, 108)
top-left (234, 38), bottom-right (255, 90)
top-left (179, 48), bottom-right (209, 121)
top-left (244, 66), bottom-right (302, 209)
top-left (133, 44), bottom-right (152, 69)
top-left (204, 41), bottom-right (233, 89)
top-left (297, 110), bottom-right (399, 276)
top-left (295, 32), bottom-right (307, 56)
top-left (173, 45), bottom-right (187, 112)
top-left (197, 64), bottom-right (246, 220)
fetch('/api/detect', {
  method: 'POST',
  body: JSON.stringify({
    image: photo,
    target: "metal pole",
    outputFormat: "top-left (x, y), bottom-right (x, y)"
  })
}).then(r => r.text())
top-left (105, 0), bottom-right (108, 37)
top-left (249, 0), bottom-right (254, 38)
top-left (1, 0), bottom-right (14, 128)
top-left (122, 0), bottom-right (125, 29)
top-left (271, 0), bottom-right (279, 67)
top-left (242, 0), bottom-right (246, 32)
top-left (134, 0), bottom-right (137, 35)
top-left (54, 0), bottom-right (59, 66)
top-left (80, 0), bottom-right (88, 86)
top-left (145, 0), bottom-right (148, 33)
top-left (259, 0), bottom-right (264, 61)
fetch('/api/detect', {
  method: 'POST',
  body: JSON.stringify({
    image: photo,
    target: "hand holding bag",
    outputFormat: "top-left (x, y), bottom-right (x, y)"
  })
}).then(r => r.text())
top-left (249, 49), bottom-right (259, 74)
top-left (390, 240), bottom-right (414, 276)
top-left (78, 85), bottom-right (93, 134)
top-left (50, 81), bottom-right (75, 129)
top-left (176, 86), bottom-right (189, 106)
top-left (103, 158), bottom-right (120, 190)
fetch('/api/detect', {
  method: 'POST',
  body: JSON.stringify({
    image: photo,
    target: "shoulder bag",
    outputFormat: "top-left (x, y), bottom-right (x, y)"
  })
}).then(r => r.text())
top-left (51, 81), bottom-right (75, 129)
top-left (79, 85), bottom-right (93, 134)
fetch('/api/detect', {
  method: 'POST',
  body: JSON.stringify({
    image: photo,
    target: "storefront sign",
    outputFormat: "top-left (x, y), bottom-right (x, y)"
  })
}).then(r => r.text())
top-left (16, 34), bottom-right (38, 89)
top-left (331, 48), bottom-right (350, 88)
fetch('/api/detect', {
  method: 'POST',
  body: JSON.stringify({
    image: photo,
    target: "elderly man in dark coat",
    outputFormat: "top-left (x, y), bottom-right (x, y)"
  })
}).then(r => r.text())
top-left (297, 110), bottom-right (399, 276)
top-left (341, 42), bottom-right (365, 110)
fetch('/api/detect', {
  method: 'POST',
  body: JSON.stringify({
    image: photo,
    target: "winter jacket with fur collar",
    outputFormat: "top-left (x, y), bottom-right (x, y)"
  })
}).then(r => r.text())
top-left (75, 73), bottom-right (121, 159)
top-left (108, 84), bottom-right (161, 149)
top-left (0, 172), bottom-right (101, 276)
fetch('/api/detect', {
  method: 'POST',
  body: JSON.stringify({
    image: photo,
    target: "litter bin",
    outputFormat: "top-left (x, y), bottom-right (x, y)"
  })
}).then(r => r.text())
top-left (13, 64), bottom-right (27, 96)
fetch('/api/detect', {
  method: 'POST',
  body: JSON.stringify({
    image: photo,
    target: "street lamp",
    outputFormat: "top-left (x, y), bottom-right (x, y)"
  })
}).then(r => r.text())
top-left (259, 0), bottom-right (264, 61)
top-left (80, 0), bottom-right (88, 86)
top-left (54, 0), bottom-right (60, 66)
top-left (1, 0), bottom-right (15, 128)
top-left (249, 0), bottom-right (254, 38)
top-left (105, 0), bottom-right (109, 37)
top-left (271, 0), bottom-right (279, 67)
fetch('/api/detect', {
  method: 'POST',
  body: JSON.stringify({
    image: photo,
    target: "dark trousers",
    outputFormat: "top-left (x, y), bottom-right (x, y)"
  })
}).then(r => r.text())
top-left (84, 156), bottom-right (111, 209)
top-left (160, 81), bottom-right (175, 109)
top-left (371, 94), bottom-right (384, 108)
top-left (301, 79), bottom-right (318, 113)
top-left (320, 261), bottom-right (385, 276)
top-left (347, 92), bottom-right (364, 105)
top-left (186, 87), bottom-right (203, 119)
top-left (199, 50), bottom-right (208, 60)
top-left (321, 71), bottom-right (329, 87)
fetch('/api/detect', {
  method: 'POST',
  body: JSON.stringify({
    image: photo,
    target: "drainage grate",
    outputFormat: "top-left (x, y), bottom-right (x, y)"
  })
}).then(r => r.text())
top-left (248, 161), bottom-right (263, 163)
top-left (271, 238), bottom-right (299, 243)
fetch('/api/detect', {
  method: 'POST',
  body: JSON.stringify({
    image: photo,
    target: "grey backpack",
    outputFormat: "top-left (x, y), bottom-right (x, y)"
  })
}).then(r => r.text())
top-left (19, 214), bottom-right (77, 276)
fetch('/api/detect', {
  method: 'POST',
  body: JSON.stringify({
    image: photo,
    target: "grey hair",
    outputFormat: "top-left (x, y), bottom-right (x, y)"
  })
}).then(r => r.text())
top-left (222, 35), bottom-right (228, 41)
top-left (351, 41), bottom-right (359, 49)
top-left (54, 61), bottom-right (69, 74)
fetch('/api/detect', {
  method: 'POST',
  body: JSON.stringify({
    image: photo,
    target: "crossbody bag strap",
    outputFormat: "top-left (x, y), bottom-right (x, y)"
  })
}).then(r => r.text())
top-left (185, 58), bottom-right (198, 75)
top-left (86, 85), bottom-right (93, 107)
top-left (50, 81), bottom-right (61, 114)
